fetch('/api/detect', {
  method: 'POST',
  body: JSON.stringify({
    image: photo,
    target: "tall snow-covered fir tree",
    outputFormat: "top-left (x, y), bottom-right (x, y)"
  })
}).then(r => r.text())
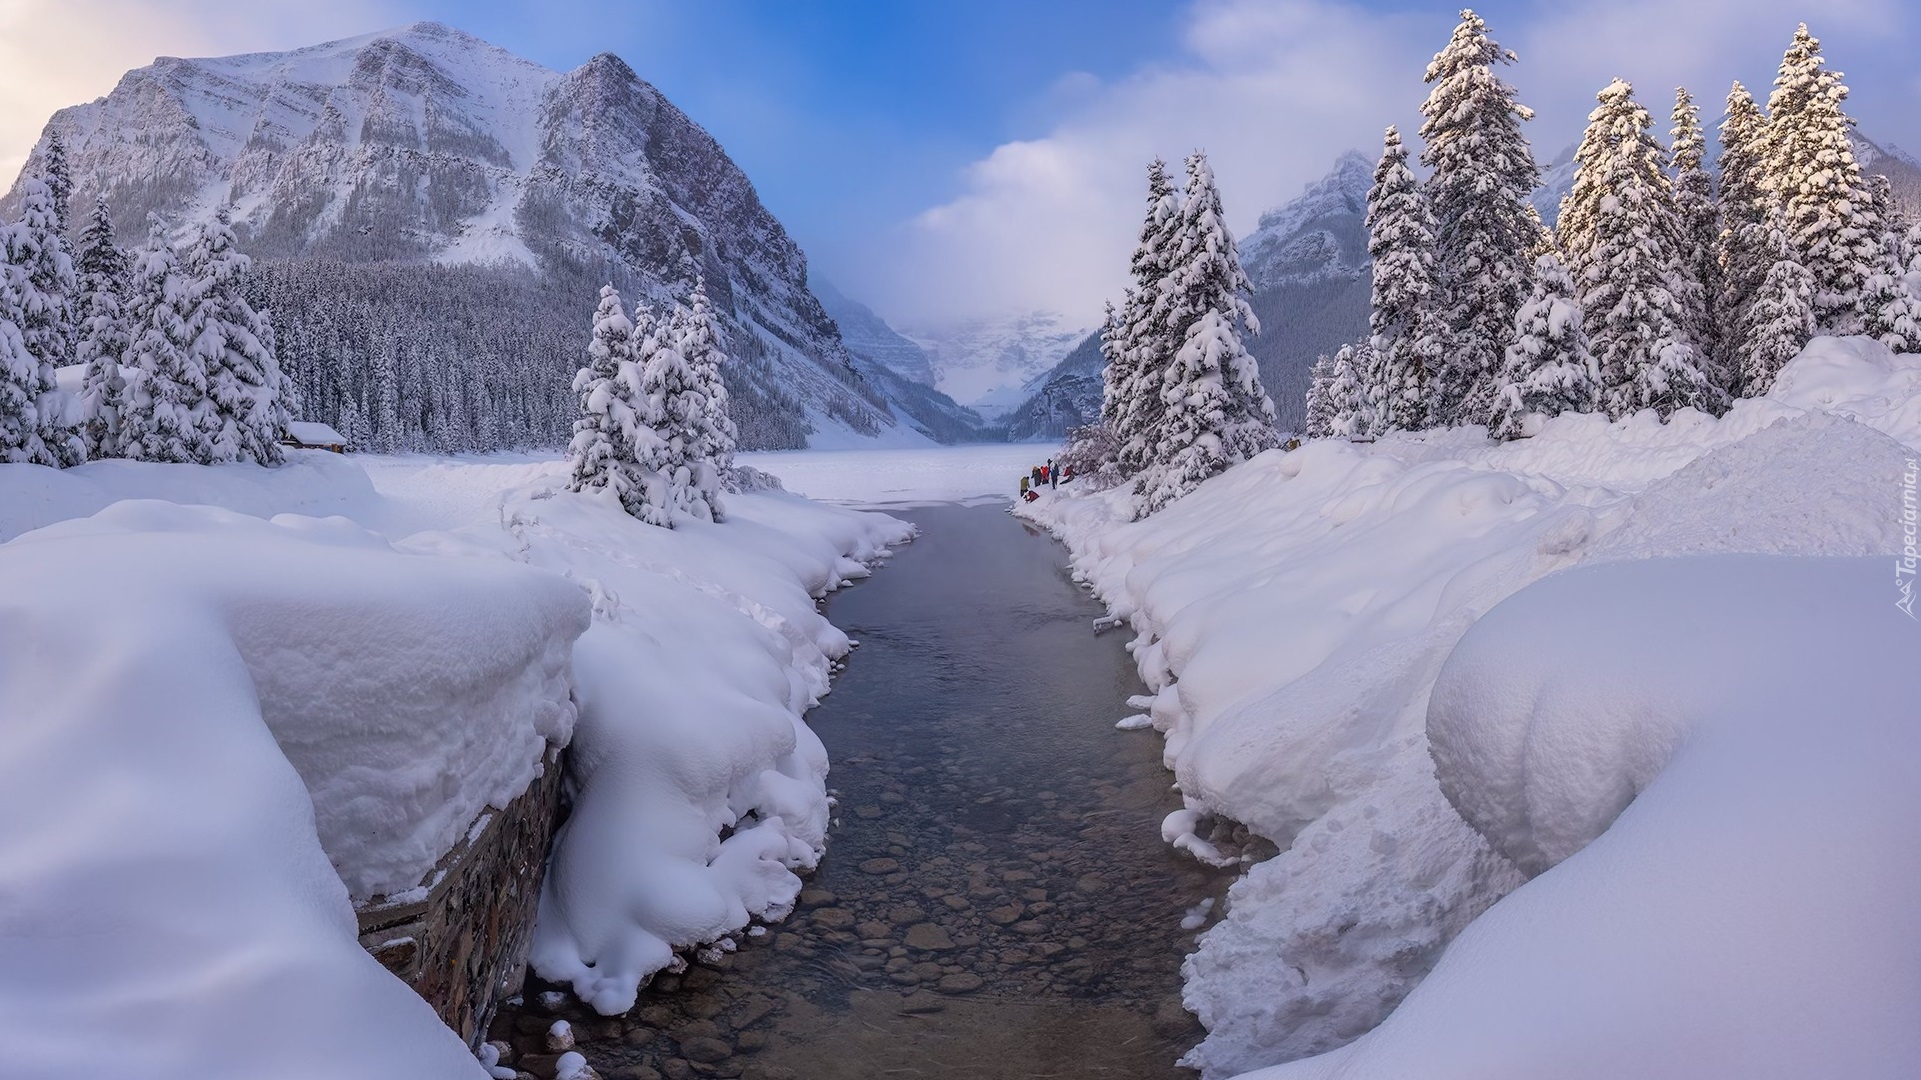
top-left (118, 218), bottom-right (208, 463)
top-left (8, 178), bottom-right (77, 378)
top-left (1739, 215), bottom-right (1818, 396)
top-left (179, 208), bottom-right (288, 464)
top-left (0, 178), bottom-right (82, 467)
top-left (1419, 9), bottom-right (1542, 425)
top-left (1133, 151), bottom-right (1277, 517)
top-left (1107, 158), bottom-right (1182, 480)
top-left (1559, 79), bottom-right (1715, 419)
top-left (1302, 351), bottom-right (1337, 439)
top-left (628, 298), bottom-right (705, 527)
top-left (1669, 87), bottom-right (1722, 380)
top-left (1365, 125), bottom-right (1441, 432)
top-left (569, 284), bottom-right (654, 510)
top-left (673, 277), bottom-right (738, 521)
top-left (1489, 251), bottom-right (1597, 440)
top-left (74, 195), bottom-right (130, 457)
top-left (1858, 174), bottom-right (1921, 351)
top-left (1766, 24), bottom-right (1883, 335)
top-left (41, 131), bottom-right (72, 234)
top-left (1714, 81), bottom-right (1779, 394)
top-left (1324, 343), bottom-right (1370, 438)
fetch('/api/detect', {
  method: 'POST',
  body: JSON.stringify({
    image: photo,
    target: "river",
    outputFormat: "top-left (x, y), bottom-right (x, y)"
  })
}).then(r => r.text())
top-left (494, 503), bottom-right (1230, 1079)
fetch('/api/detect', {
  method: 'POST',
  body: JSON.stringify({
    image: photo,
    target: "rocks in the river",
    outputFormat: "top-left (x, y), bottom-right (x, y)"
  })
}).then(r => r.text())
top-left (858, 857), bottom-right (901, 875)
top-left (548, 1020), bottom-right (577, 1052)
top-left (902, 923), bottom-right (955, 950)
top-left (679, 1036), bottom-right (734, 1064)
top-left (809, 907), bottom-right (855, 929)
top-left (935, 972), bottom-right (984, 994)
top-left (985, 904), bottom-right (1024, 925)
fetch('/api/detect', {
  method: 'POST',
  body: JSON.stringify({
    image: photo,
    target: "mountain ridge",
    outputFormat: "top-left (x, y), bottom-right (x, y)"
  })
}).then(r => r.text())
top-left (8, 21), bottom-right (920, 450)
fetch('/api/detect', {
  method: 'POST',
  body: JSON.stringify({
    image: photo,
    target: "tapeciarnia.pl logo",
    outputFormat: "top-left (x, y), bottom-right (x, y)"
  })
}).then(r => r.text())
top-left (1900, 458), bottom-right (1918, 619)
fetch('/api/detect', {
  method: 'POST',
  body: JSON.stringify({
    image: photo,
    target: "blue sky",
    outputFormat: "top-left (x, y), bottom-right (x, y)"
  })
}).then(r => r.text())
top-left (2, 0), bottom-right (1917, 324)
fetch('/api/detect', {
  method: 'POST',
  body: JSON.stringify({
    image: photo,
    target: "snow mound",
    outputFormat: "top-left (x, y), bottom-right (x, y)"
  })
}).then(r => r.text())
top-left (1254, 556), bottom-right (1921, 1080)
top-left (13, 501), bottom-right (589, 897)
top-left (0, 500), bottom-right (590, 1079)
top-left (1586, 411), bottom-right (1913, 563)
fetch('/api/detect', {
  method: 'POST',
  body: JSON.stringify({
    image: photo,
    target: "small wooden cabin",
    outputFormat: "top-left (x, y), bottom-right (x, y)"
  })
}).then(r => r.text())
top-left (283, 421), bottom-right (351, 454)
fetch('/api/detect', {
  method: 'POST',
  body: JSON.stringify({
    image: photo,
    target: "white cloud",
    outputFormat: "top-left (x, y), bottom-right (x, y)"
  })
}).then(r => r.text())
top-left (0, 0), bottom-right (399, 184)
top-left (856, 0), bottom-right (1435, 326)
top-left (861, 0), bottom-right (1921, 328)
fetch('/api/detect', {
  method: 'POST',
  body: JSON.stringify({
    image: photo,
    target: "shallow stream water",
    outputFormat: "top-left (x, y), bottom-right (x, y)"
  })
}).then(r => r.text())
top-left (493, 503), bottom-right (1231, 1079)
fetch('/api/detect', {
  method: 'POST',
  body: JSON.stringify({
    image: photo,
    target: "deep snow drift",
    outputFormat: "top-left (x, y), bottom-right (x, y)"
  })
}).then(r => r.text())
top-left (0, 502), bottom-right (586, 1079)
top-left (1016, 336), bottom-right (1920, 1076)
top-left (1252, 555), bottom-right (1920, 1080)
top-left (0, 451), bottom-right (910, 1077)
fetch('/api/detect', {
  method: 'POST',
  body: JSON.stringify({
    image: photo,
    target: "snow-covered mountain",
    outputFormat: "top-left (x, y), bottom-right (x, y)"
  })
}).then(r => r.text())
top-left (8, 22), bottom-right (917, 450)
top-left (896, 311), bottom-right (1091, 420)
top-left (1240, 149), bottom-right (1374, 290)
top-left (812, 279), bottom-right (987, 444)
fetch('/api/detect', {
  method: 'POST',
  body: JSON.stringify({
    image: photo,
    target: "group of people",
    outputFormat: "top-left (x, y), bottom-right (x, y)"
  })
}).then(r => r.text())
top-left (1017, 458), bottom-right (1068, 502)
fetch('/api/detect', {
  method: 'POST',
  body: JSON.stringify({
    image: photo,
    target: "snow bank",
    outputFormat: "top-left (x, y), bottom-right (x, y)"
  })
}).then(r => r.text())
top-left (487, 483), bottom-right (913, 1014)
top-left (1251, 556), bottom-right (1921, 1080)
top-left (0, 448), bottom-right (912, 1072)
top-left (0, 500), bottom-right (588, 1079)
top-left (1015, 337), bottom-right (1920, 1075)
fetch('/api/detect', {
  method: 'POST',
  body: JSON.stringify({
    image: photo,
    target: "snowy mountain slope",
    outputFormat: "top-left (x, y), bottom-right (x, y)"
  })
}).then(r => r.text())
top-left (897, 310), bottom-right (1091, 419)
top-left (1001, 331), bottom-right (1104, 441)
top-left (813, 278), bottom-right (989, 443)
top-left (7, 22), bottom-right (907, 449)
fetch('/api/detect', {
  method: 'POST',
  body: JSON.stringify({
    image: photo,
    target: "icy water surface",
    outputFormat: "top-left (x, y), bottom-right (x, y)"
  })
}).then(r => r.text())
top-left (494, 504), bottom-right (1232, 1079)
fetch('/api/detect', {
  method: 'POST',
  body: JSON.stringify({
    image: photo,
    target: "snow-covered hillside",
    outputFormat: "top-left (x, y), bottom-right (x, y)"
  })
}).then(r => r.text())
top-left (898, 310), bottom-right (1090, 419)
top-left (813, 279), bottom-right (988, 443)
top-left (9, 22), bottom-right (916, 449)
top-left (1017, 336), bottom-right (1921, 1078)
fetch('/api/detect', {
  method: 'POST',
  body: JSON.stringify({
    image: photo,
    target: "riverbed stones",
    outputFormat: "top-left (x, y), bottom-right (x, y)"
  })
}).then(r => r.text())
top-left (857, 857), bottom-right (900, 874)
top-left (809, 907), bottom-right (854, 929)
top-left (902, 923), bottom-right (954, 950)
top-left (935, 972), bottom-right (984, 994)
top-left (679, 1036), bottom-right (733, 1064)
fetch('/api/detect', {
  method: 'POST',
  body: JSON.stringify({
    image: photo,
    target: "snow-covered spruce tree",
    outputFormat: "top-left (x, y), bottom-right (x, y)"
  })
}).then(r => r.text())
top-left (73, 193), bottom-right (131, 453)
top-left (1858, 174), bottom-right (1921, 351)
top-left (1108, 158), bottom-right (1182, 480)
top-left (0, 269), bottom-right (70, 465)
top-left (1714, 81), bottom-right (1780, 394)
top-left (1302, 351), bottom-right (1337, 439)
top-left (1669, 87), bottom-right (1722, 381)
top-left (1739, 215), bottom-right (1818, 395)
top-left (1133, 151), bottom-right (1277, 516)
top-left (625, 298), bottom-right (700, 527)
top-left (1559, 79), bottom-right (1716, 419)
top-left (180, 208), bottom-right (287, 464)
top-left (118, 218), bottom-right (208, 463)
top-left (1489, 251), bottom-right (1597, 440)
top-left (1766, 24), bottom-right (1883, 335)
top-left (568, 284), bottom-right (656, 510)
top-left (1419, 9), bottom-right (1542, 425)
top-left (1365, 125), bottom-right (1441, 432)
top-left (0, 179), bottom-right (83, 466)
top-left (75, 195), bottom-right (131, 457)
top-left (41, 130), bottom-right (72, 234)
top-left (1324, 343), bottom-right (1371, 438)
top-left (673, 277), bottom-right (738, 520)
top-left (9, 178), bottom-right (77, 375)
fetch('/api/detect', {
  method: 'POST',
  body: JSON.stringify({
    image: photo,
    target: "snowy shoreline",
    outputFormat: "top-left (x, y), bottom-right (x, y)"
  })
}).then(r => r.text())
top-left (0, 450), bottom-right (912, 1078)
top-left (1016, 336), bottom-right (1921, 1077)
